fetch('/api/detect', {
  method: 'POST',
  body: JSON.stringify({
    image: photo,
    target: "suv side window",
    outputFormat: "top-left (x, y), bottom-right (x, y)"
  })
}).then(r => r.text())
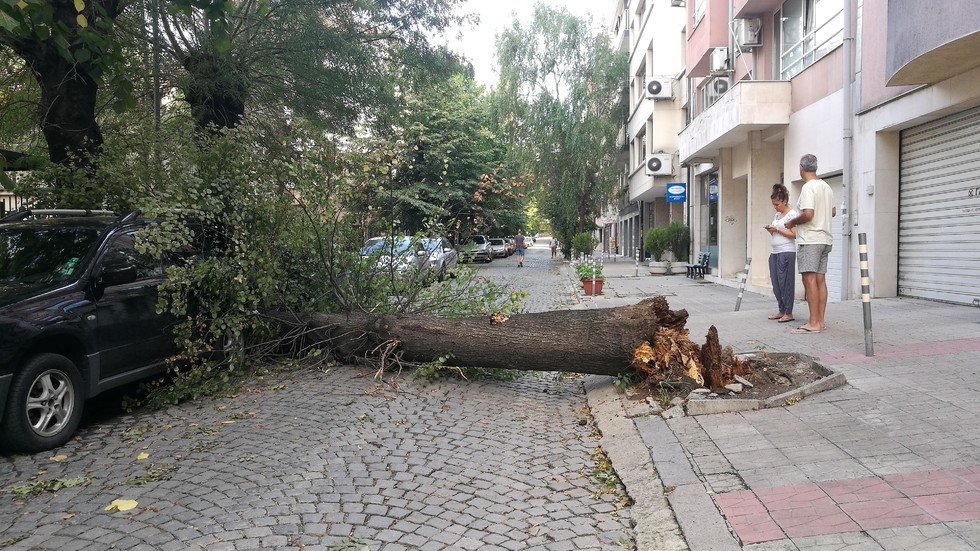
top-left (102, 231), bottom-right (164, 280)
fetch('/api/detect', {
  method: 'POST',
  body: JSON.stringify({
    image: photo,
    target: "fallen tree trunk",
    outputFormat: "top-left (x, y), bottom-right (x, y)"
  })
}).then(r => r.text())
top-left (270, 296), bottom-right (745, 387)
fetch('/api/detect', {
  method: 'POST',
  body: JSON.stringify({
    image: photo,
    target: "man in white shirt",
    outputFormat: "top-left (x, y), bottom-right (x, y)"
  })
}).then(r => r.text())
top-left (784, 154), bottom-right (834, 334)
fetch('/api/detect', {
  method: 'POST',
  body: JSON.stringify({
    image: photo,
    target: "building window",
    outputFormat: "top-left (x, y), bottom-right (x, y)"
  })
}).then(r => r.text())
top-left (692, 0), bottom-right (705, 27)
top-left (775, 0), bottom-right (843, 80)
top-left (639, 131), bottom-right (647, 163)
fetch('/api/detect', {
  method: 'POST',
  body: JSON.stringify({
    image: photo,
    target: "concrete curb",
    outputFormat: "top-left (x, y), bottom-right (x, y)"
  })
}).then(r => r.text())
top-left (584, 376), bottom-right (688, 551)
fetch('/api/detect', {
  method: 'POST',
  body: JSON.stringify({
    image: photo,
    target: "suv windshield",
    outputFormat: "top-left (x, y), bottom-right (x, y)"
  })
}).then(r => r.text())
top-left (0, 226), bottom-right (99, 284)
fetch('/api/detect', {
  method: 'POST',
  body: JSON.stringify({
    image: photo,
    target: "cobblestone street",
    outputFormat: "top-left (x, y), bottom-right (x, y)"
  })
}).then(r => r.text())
top-left (0, 243), bottom-right (634, 550)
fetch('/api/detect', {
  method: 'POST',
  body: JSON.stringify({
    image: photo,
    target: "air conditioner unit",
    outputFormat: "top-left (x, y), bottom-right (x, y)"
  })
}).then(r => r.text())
top-left (735, 18), bottom-right (762, 48)
top-left (645, 77), bottom-right (673, 100)
top-left (710, 47), bottom-right (729, 75)
top-left (704, 76), bottom-right (730, 106)
top-left (645, 154), bottom-right (673, 176)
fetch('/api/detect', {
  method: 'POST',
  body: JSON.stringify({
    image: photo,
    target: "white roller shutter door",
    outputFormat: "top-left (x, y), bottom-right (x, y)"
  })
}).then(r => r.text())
top-left (899, 106), bottom-right (980, 305)
top-left (824, 175), bottom-right (843, 302)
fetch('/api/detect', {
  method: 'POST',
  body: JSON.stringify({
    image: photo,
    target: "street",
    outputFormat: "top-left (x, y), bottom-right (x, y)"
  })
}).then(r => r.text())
top-left (0, 243), bottom-right (635, 550)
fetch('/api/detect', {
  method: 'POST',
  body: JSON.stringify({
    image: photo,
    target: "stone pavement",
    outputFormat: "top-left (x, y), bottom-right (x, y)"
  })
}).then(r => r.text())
top-left (0, 243), bottom-right (635, 551)
top-left (568, 254), bottom-right (980, 550)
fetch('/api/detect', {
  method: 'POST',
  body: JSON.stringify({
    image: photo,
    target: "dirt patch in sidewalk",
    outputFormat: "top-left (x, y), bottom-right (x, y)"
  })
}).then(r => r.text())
top-left (628, 352), bottom-right (830, 406)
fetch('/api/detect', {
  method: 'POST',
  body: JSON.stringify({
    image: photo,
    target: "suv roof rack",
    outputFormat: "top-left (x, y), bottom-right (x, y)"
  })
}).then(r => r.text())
top-left (0, 209), bottom-right (142, 223)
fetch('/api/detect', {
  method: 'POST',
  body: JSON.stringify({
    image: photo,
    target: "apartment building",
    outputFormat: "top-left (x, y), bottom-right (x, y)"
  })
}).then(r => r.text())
top-left (608, 0), bottom-right (687, 259)
top-left (611, 0), bottom-right (980, 306)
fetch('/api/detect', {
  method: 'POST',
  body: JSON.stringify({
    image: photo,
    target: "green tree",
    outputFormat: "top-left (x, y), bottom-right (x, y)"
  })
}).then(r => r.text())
top-left (373, 74), bottom-right (529, 240)
top-left (151, 0), bottom-right (472, 137)
top-left (493, 3), bottom-right (627, 248)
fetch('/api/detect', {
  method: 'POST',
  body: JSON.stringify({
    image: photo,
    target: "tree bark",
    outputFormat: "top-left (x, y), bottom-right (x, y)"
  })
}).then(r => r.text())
top-left (272, 296), bottom-right (701, 377)
top-left (3, 0), bottom-right (123, 170)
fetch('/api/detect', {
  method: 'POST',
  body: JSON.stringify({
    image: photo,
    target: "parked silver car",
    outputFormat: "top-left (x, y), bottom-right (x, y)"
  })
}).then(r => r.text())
top-left (488, 238), bottom-right (509, 258)
top-left (361, 236), bottom-right (458, 282)
top-left (459, 235), bottom-right (493, 263)
top-left (422, 237), bottom-right (458, 280)
top-left (361, 236), bottom-right (430, 277)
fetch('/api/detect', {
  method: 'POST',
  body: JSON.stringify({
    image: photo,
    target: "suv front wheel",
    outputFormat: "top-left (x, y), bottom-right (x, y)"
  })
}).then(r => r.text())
top-left (0, 354), bottom-right (84, 453)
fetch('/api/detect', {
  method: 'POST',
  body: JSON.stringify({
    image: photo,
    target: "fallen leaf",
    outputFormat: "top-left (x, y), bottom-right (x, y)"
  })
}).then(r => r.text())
top-left (136, 453), bottom-right (149, 461)
top-left (63, 513), bottom-right (75, 520)
top-left (50, 455), bottom-right (67, 462)
top-left (105, 499), bottom-right (138, 512)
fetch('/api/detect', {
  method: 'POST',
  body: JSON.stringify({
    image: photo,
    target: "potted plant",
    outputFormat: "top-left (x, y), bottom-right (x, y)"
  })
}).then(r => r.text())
top-left (574, 258), bottom-right (604, 295)
top-left (644, 227), bottom-right (670, 275)
top-left (666, 221), bottom-right (690, 274)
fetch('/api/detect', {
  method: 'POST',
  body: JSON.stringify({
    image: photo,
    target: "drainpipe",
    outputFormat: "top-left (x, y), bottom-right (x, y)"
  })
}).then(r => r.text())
top-left (841, 0), bottom-right (854, 299)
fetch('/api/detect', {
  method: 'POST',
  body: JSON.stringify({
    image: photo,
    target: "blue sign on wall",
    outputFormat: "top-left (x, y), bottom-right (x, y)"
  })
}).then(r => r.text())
top-left (666, 183), bottom-right (686, 203)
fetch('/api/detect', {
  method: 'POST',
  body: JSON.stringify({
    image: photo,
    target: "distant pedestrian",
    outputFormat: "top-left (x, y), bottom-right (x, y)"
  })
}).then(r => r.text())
top-left (784, 153), bottom-right (835, 334)
top-left (765, 183), bottom-right (798, 324)
top-left (514, 230), bottom-right (526, 267)
top-left (550, 238), bottom-right (558, 259)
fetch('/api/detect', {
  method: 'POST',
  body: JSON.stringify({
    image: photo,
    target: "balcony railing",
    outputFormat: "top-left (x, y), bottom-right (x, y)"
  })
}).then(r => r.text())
top-left (779, 7), bottom-right (843, 80)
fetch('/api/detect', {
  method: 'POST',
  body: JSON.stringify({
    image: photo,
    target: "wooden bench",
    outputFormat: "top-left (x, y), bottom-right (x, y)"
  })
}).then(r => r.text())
top-left (686, 251), bottom-right (710, 279)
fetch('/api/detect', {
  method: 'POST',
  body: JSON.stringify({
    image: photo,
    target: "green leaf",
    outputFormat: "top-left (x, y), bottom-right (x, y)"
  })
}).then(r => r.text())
top-left (213, 35), bottom-right (231, 53)
top-left (0, 10), bottom-right (20, 32)
top-left (73, 47), bottom-right (90, 62)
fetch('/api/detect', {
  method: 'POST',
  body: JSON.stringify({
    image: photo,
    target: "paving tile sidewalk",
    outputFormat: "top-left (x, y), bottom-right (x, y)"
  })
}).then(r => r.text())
top-left (571, 256), bottom-right (980, 550)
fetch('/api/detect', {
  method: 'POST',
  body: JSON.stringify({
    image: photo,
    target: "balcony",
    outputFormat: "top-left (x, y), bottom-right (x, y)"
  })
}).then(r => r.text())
top-left (886, 0), bottom-right (980, 86)
top-left (678, 80), bottom-right (791, 163)
top-left (615, 121), bottom-right (629, 163)
top-left (733, 0), bottom-right (782, 19)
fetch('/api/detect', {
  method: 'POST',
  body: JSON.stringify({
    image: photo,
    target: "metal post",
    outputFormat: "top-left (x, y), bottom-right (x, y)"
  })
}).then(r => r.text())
top-left (859, 233), bottom-right (874, 356)
top-left (591, 262), bottom-right (596, 297)
top-left (735, 257), bottom-right (752, 311)
top-left (634, 234), bottom-right (639, 277)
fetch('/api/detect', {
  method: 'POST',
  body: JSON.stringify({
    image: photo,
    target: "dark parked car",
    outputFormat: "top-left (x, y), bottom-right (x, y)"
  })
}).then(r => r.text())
top-left (459, 235), bottom-right (493, 263)
top-left (0, 209), bottom-right (232, 452)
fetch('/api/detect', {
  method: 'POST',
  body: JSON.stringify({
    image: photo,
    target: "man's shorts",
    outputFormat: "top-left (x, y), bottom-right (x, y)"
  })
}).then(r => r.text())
top-left (516, 248), bottom-right (525, 256)
top-left (797, 243), bottom-right (832, 274)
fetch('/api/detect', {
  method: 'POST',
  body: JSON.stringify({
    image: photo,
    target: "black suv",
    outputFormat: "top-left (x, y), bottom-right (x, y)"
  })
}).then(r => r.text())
top-left (0, 209), bottom-right (197, 452)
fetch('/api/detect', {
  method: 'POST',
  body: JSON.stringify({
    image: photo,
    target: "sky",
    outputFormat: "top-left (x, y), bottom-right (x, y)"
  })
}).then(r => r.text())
top-left (446, 0), bottom-right (606, 87)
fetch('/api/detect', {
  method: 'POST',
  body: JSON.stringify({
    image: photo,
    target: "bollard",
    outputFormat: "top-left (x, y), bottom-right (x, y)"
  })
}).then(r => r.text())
top-left (860, 233), bottom-right (874, 356)
top-left (591, 263), bottom-right (596, 297)
top-left (634, 235), bottom-right (639, 277)
top-left (735, 257), bottom-right (752, 311)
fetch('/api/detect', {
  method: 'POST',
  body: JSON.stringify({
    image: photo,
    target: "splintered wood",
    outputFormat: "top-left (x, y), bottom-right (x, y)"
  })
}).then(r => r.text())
top-left (632, 296), bottom-right (748, 390)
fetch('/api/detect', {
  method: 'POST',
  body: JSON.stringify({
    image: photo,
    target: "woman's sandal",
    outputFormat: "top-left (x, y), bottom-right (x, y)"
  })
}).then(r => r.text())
top-left (767, 313), bottom-right (784, 320)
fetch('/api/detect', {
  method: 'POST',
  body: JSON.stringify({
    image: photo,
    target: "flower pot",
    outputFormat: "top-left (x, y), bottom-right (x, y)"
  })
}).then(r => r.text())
top-left (582, 278), bottom-right (604, 295)
top-left (648, 260), bottom-right (670, 275)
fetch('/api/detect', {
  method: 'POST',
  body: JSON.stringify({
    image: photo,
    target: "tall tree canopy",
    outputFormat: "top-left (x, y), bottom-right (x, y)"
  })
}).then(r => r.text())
top-left (152, 0), bottom-right (472, 136)
top-left (377, 75), bottom-right (527, 240)
top-left (493, 3), bottom-right (627, 244)
top-left (0, 0), bottom-right (472, 173)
